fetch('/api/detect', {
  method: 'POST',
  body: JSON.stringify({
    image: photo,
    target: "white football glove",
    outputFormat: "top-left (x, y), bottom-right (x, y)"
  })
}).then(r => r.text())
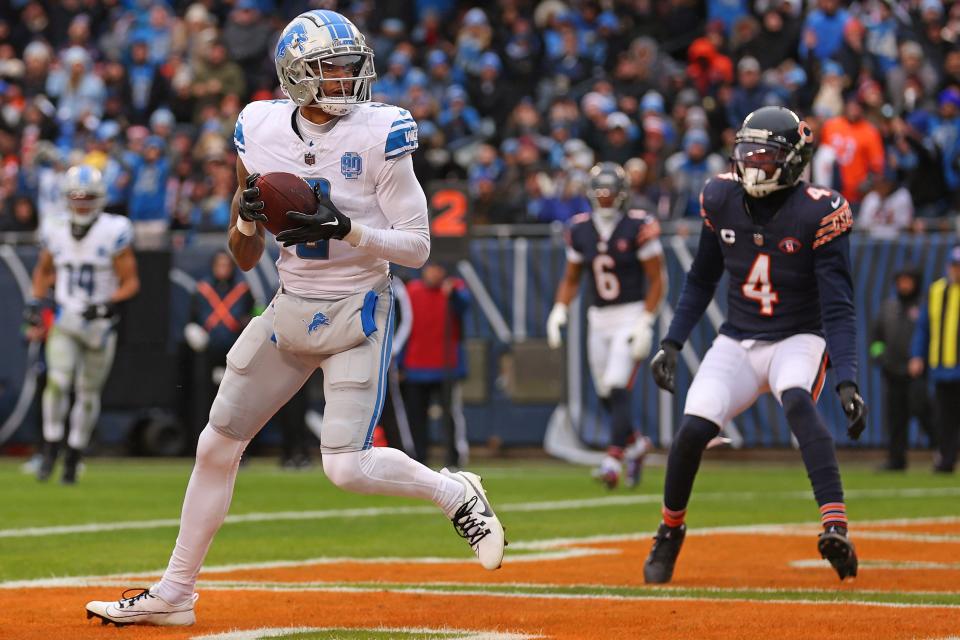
top-left (628, 310), bottom-right (655, 361)
top-left (546, 303), bottom-right (568, 349)
top-left (184, 322), bottom-right (209, 353)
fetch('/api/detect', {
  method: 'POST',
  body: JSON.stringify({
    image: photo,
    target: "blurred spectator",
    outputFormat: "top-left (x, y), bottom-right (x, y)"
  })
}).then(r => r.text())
top-left (799, 0), bottom-right (851, 63)
top-left (128, 135), bottom-right (170, 239)
top-left (726, 56), bottom-right (779, 129)
top-left (858, 170), bottom-right (914, 238)
top-left (400, 262), bottom-right (471, 468)
top-left (870, 266), bottom-right (934, 471)
top-left (122, 38), bottom-right (167, 126)
top-left (45, 46), bottom-right (105, 124)
top-left (466, 52), bottom-right (514, 125)
top-left (222, 0), bottom-right (274, 95)
top-left (665, 129), bottom-right (726, 218)
top-left (183, 250), bottom-right (255, 440)
top-left (910, 247), bottom-right (960, 474)
top-left (438, 85), bottom-right (482, 151)
top-left (0, 195), bottom-right (37, 231)
top-left (190, 41), bottom-right (245, 123)
top-left (596, 112), bottom-right (640, 165)
top-left (820, 97), bottom-right (885, 204)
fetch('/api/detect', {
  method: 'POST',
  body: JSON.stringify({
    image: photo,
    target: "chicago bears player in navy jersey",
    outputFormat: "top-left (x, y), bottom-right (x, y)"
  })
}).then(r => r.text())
top-left (644, 107), bottom-right (867, 583)
top-left (547, 162), bottom-right (664, 488)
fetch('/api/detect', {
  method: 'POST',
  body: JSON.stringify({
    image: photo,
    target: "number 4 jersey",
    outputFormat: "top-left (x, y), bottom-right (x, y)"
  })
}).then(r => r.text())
top-left (566, 210), bottom-right (663, 308)
top-left (41, 213), bottom-right (132, 315)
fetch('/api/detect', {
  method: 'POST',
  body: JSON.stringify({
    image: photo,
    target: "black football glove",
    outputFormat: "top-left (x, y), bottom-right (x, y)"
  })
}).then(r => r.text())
top-left (837, 381), bottom-right (867, 440)
top-left (238, 172), bottom-right (267, 223)
top-left (275, 182), bottom-right (352, 247)
top-left (82, 302), bottom-right (118, 321)
top-left (650, 340), bottom-right (681, 394)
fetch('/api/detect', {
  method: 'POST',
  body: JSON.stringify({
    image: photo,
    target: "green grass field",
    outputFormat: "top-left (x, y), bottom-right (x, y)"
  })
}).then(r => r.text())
top-left (3, 456), bottom-right (959, 639)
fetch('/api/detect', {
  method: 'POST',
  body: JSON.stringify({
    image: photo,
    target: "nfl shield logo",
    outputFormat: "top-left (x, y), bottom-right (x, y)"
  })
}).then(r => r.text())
top-left (304, 152), bottom-right (315, 166)
top-left (753, 233), bottom-right (764, 246)
top-left (341, 152), bottom-right (362, 179)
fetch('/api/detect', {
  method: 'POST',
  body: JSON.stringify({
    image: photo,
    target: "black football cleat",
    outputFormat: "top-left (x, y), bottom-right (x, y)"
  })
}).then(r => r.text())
top-left (818, 525), bottom-right (858, 580)
top-left (643, 522), bottom-right (686, 584)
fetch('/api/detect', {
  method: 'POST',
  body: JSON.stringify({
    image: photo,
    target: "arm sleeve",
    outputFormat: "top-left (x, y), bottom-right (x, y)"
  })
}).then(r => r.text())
top-left (344, 154), bottom-right (430, 268)
top-left (911, 298), bottom-right (930, 360)
top-left (665, 223), bottom-right (726, 346)
top-left (813, 232), bottom-right (858, 384)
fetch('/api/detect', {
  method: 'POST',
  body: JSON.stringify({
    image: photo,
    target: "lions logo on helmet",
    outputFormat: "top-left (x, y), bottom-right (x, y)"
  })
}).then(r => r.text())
top-left (62, 164), bottom-right (106, 239)
top-left (732, 106), bottom-right (813, 198)
top-left (587, 162), bottom-right (630, 219)
top-left (275, 10), bottom-right (376, 116)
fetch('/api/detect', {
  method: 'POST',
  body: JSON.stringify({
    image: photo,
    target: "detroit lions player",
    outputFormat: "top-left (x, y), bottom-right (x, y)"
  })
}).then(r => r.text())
top-left (643, 106), bottom-right (867, 583)
top-left (547, 162), bottom-right (663, 489)
top-left (25, 164), bottom-right (140, 484)
top-left (86, 10), bottom-right (504, 627)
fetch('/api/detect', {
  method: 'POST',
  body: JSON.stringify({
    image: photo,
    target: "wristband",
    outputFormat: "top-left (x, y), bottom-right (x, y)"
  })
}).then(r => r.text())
top-left (236, 218), bottom-right (256, 236)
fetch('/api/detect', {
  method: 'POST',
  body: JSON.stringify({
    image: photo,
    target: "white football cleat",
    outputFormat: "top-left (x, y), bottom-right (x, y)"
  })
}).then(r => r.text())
top-left (442, 468), bottom-right (506, 570)
top-left (85, 586), bottom-right (197, 626)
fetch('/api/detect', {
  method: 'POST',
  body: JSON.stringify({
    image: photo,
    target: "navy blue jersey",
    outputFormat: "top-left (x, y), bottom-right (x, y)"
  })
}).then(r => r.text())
top-left (666, 174), bottom-right (859, 383)
top-left (567, 210), bottom-right (661, 308)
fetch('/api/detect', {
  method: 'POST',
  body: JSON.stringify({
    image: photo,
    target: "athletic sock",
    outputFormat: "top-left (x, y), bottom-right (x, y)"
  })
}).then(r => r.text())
top-left (608, 387), bottom-right (633, 449)
top-left (662, 415), bottom-right (721, 516)
top-left (820, 502), bottom-right (848, 530)
top-left (661, 506), bottom-right (687, 528)
top-left (781, 388), bottom-right (846, 524)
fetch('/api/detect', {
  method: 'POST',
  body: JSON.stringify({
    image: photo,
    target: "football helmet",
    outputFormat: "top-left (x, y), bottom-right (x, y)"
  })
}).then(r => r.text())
top-left (62, 164), bottom-right (106, 239)
top-left (275, 10), bottom-right (376, 116)
top-left (587, 161), bottom-right (630, 219)
top-left (732, 106), bottom-right (813, 198)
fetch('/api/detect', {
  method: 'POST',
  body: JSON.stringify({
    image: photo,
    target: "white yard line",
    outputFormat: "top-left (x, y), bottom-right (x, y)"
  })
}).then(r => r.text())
top-left (4, 488), bottom-right (959, 540)
top-left (4, 515), bottom-right (960, 591)
top-left (190, 627), bottom-right (540, 640)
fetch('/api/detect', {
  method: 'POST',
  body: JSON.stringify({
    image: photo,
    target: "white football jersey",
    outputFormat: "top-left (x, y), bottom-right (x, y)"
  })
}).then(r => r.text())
top-left (235, 99), bottom-right (420, 299)
top-left (41, 213), bottom-right (133, 314)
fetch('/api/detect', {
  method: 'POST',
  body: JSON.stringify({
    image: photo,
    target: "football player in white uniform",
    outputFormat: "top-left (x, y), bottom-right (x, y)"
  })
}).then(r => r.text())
top-left (25, 164), bottom-right (140, 484)
top-left (547, 163), bottom-right (664, 488)
top-left (86, 10), bottom-right (505, 627)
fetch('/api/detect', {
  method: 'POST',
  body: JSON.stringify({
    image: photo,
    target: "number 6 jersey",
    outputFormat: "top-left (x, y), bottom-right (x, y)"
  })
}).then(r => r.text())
top-left (566, 210), bottom-right (663, 308)
top-left (40, 214), bottom-right (132, 315)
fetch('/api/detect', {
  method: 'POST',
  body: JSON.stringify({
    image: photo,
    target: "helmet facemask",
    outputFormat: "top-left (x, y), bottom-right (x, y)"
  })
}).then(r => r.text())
top-left (295, 51), bottom-right (375, 116)
top-left (588, 162), bottom-right (630, 219)
top-left (733, 139), bottom-right (799, 198)
top-left (67, 192), bottom-right (105, 239)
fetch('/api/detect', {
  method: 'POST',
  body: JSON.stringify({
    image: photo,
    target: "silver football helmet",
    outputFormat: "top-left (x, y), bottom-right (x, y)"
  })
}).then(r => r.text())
top-left (62, 164), bottom-right (106, 238)
top-left (587, 162), bottom-right (630, 219)
top-left (275, 10), bottom-right (376, 116)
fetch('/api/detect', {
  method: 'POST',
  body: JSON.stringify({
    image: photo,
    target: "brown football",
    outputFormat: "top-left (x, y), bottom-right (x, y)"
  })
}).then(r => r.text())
top-left (253, 172), bottom-right (317, 236)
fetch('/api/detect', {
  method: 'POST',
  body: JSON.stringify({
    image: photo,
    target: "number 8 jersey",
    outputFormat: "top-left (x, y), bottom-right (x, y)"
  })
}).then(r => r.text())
top-left (41, 214), bottom-right (133, 314)
top-left (234, 99), bottom-right (420, 299)
top-left (566, 209), bottom-right (663, 308)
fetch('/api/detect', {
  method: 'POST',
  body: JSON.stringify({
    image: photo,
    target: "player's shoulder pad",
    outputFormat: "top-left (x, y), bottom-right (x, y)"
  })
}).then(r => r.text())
top-left (627, 209), bottom-right (661, 244)
top-left (569, 211), bottom-right (592, 227)
top-left (102, 213), bottom-right (134, 253)
top-left (234, 99), bottom-right (295, 155)
top-left (565, 212), bottom-right (591, 248)
top-left (699, 173), bottom-right (738, 230)
top-left (369, 103), bottom-right (418, 161)
top-left (799, 184), bottom-right (853, 249)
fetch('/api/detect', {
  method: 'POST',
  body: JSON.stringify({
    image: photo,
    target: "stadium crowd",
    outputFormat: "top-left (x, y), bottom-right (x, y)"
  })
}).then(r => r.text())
top-left (1, 0), bottom-right (960, 236)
